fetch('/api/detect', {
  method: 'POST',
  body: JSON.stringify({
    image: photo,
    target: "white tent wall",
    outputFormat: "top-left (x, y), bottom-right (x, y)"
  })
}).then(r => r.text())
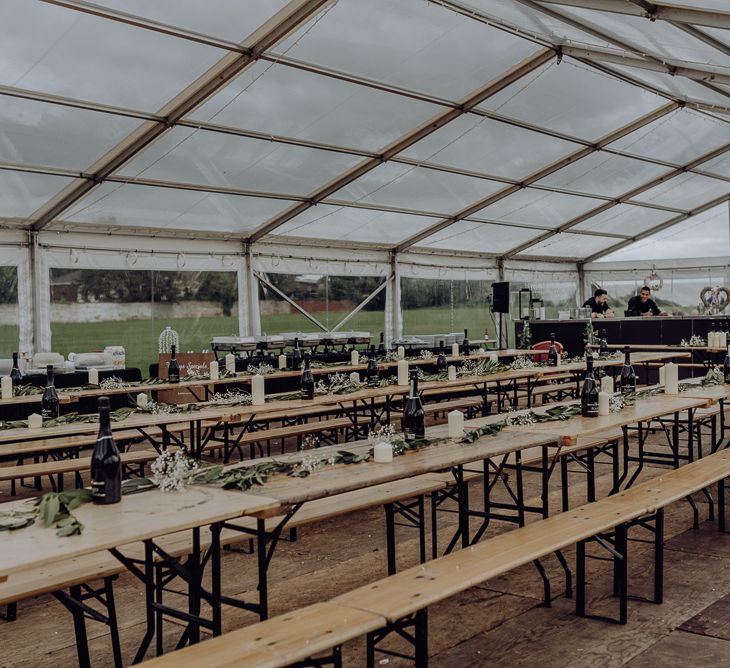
top-left (0, 230), bottom-right (32, 354)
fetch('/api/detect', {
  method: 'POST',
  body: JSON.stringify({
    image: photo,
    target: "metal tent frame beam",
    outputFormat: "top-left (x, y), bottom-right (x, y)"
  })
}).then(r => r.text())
top-left (27, 0), bottom-right (333, 231)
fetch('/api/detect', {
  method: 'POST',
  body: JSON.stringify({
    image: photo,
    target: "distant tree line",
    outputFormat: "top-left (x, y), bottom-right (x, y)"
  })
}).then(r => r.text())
top-left (0, 267), bottom-right (18, 304)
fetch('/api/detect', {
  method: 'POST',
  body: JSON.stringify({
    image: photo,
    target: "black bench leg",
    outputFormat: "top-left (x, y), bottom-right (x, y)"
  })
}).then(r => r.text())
top-left (719, 479), bottom-right (727, 532)
top-left (430, 491), bottom-right (439, 560)
top-left (1, 603), bottom-right (17, 622)
top-left (415, 608), bottom-right (428, 668)
top-left (576, 540), bottom-right (586, 617)
top-left (616, 524), bottom-right (628, 625)
top-left (560, 456), bottom-right (569, 512)
top-left (68, 585), bottom-right (91, 668)
top-left (385, 503), bottom-right (397, 576)
top-left (654, 509), bottom-right (664, 605)
top-left (554, 550), bottom-right (573, 598)
top-left (532, 559), bottom-right (551, 607)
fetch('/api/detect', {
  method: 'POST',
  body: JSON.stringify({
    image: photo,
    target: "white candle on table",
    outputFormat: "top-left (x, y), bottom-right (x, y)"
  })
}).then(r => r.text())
top-left (489, 352), bottom-right (498, 363)
top-left (397, 359), bottom-right (409, 386)
top-left (351, 350), bottom-right (360, 366)
top-left (350, 371), bottom-right (361, 384)
top-left (1, 376), bottom-right (11, 400)
top-left (451, 343), bottom-right (460, 358)
top-left (27, 413), bottom-right (42, 429)
top-left (373, 441), bottom-right (393, 463)
top-left (278, 354), bottom-right (287, 370)
top-left (447, 365), bottom-right (457, 381)
top-left (88, 367), bottom-right (99, 386)
top-left (209, 360), bottom-right (219, 381)
top-left (477, 348), bottom-right (487, 358)
top-left (664, 362), bottom-right (679, 395)
top-left (225, 353), bottom-right (236, 374)
top-left (251, 374), bottom-right (265, 406)
top-left (448, 410), bottom-right (465, 439)
top-left (600, 376), bottom-right (614, 394)
top-left (136, 392), bottom-right (148, 408)
top-left (659, 364), bottom-right (665, 386)
top-left (598, 391), bottom-right (610, 416)
top-left (397, 346), bottom-right (405, 360)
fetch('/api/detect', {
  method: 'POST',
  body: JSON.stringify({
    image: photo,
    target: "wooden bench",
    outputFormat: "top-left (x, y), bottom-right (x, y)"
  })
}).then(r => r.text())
top-left (423, 396), bottom-right (483, 419)
top-left (139, 449), bottom-right (730, 668)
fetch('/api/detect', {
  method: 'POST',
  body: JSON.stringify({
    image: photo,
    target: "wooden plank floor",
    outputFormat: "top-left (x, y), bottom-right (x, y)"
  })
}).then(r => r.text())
top-left (2, 428), bottom-right (730, 667)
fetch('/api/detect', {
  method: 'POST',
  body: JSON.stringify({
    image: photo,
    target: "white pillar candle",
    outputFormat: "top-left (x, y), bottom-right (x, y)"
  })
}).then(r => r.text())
top-left (451, 343), bottom-right (460, 358)
top-left (600, 376), bottom-right (614, 394)
top-left (278, 354), bottom-right (287, 370)
top-left (88, 367), bottom-right (99, 386)
top-left (251, 374), bottom-right (265, 406)
top-left (448, 410), bottom-right (465, 439)
top-left (664, 362), bottom-right (679, 395)
top-left (350, 371), bottom-right (361, 384)
top-left (373, 441), bottom-right (393, 463)
top-left (351, 350), bottom-right (360, 366)
top-left (659, 364), bottom-right (665, 386)
top-left (720, 331), bottom-right (728, 349)
top-left (209, 360), bottom-right (219, 381)
top-left (447, 365), bottom-right (457, 381)
top-left (397, 346), bottom-right (405, 360)
top-left (136, 392), bottom-right (148, 408)
top-left (477, 348), bottom-right (487, 358)
top-left (598, 391), bottom-right (610, 416)
top-left (1, 376), bottom-right (12, 400)
top-left (27, 413), bottom-right (42, 429)
top-left (225, 353), bottom-right (236, 374)
top-left (488, 352), bottom-right (498, 364)
top-left (397, 359), bottom-right (409, 386)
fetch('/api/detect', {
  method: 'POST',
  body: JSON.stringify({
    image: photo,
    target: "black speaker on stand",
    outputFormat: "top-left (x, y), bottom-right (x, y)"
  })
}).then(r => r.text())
top-left (491, 282), bottom-right (510, 350)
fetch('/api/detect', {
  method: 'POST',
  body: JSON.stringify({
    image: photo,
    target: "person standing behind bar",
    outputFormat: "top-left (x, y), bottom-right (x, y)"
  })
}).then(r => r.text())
top-left (627, 286), bottom-right (665, 316)
top-left (583, 288), bottom-right (614, 318)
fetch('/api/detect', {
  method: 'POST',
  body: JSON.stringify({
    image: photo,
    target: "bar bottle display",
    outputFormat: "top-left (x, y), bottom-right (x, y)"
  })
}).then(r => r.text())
top-left (547, 333), bottom-right (559, 367)
top-left (167, 344), bottom-right (180, 384)
top-left (403, 369), bottom-right (425, 441)
top-left (90, 396), bottom-right (122, 505)
top-left (366, 345), bottom-right (379, 385)
top-left (461, 329), bottom-right (470, 356)
top-left (581, 355), bottom-right (599, 418)
top-left (9, 352), bottom-right (22, 386)
top-left (41, 364), bottom-right (59, 420)
top-left (301, 353), bottom-right (315, 400)
top-left (292, 337), bottom-right (302, 371)
top-left (620, 346), bottom-right (636, 394)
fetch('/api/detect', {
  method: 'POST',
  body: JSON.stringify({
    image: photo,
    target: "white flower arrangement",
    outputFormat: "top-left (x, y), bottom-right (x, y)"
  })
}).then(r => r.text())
top-left (294, 454), bottom-right (324, 476)
top-left (248, 362), bottom-right (275, 376)
top-left (383, 351), bottom-right (400, 362)
top-left (505, 411), bottom-right (537, 426)
top-left (211, 390), bottom-right (253, 405)
top-left (301, 434), bottom-right (320, 450)
top-left (99, 376), bottom-right (126, 390)
top-left (368, 423), bottom-right (396, 445)
top-left (151, 450), bottom-right (199, 492)
top-left (510, 356), bottom-right (535, 370)
top-left (420, 350), bottom-right (435, 360)
top-left (609, 394), bottom-right (625, 413)
top-left (681, 335), bottom-right (707, 347)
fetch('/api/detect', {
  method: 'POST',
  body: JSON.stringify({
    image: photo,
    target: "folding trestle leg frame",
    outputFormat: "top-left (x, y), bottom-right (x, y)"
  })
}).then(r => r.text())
top-left (287, 647), bottom-right (343, 668)
top-left (366, 609), bottom-right (428, 668)
top-left (51, 576), bottom-right (123, 668)
top-left (558, 439), bottom-right (621, 511)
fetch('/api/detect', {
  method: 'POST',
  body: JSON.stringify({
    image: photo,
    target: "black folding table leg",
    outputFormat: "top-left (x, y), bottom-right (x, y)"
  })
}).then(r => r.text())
top-left (415, 608), bottom-right (428, 668)
top-left (68, 585), bottom-right (91, 668)
top-left (654, 508), bottom-right (664, 604)
top-left (575, 540), bottom-right (586, 617)
top-left (615, 524), bottom-right (628, 625)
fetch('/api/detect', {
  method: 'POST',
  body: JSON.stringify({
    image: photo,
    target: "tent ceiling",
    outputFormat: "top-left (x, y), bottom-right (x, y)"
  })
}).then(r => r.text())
top-left (0, 0), bottom-right (729, 262)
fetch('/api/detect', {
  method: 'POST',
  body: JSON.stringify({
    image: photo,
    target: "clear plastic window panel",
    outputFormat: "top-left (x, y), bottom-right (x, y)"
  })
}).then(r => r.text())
top-left (477, 60), bottom-right (666, 141)
top-left (0, 96), bottom-right (142, 171)
top-left (275, 0), bottom-right (540, 101)
top-left (60, 182), bottom-right (291, 233)
top-left (188, 61), bottom-right (443, 152)
top-left (599, 203), bottom-right (730, 262)
top-left (118, 127), bottom-right (364, 196)
top-left (629, 173), bottom-right (730, 211)
top-left (0, 170), bottom-right (74, 219)
top-left (0, 0), bottom-right (227, 111)
top-left (475, 189), bottom-right (607, 228)
top-left (332, 164), bottom-right (506, 214)
top-left (97, 0), bottom-right (291, 44)
top-left (0, 265), bottom-right (19, 356)
top-left (49, 268), bottom-right (239, 372)
top-left (401, 277), bottom-right (494, 339)
top-left (698, 151), bottom-right (730, 179)
top-left (608, 108), bottom-right (730, 166)
top-left (571, 204), bottom-right (675, 236)
top-left (399, 114), bottom-right (577, 180)
top-left (272, 206), bottom-right (437, 245)
top-left (536, 152), bottom-right (672, 198)
top-left (517, 232), bottom-right (621, 259)
top-left (414, 221), bottom-right (544, 254)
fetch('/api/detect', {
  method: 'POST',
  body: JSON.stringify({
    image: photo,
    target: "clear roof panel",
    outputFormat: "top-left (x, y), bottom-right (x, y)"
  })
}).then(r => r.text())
top-left (598, 203), bottom-right (730, 262)
top-left (698, 151), bottom-right (730, 178)
top-left (475, 189), bottom-right (608, 228)
top-left (570, 204), bottom-right (674, 236)
top-left (275, 0), bottom-right (539, 101)
top-left (188, 61), bottom-right (443, 152)
top-left (117, 127), bottom-right (363, 196)
top-left (272, 206), bottom-right (436, 245)
top-left (399, 114), bottom-right (577, 180)
top-left (0, 0), bottom-right (227, 111)
top-left (517, 231), bottom-right (621, 259)
top-left (332, 164), bottom-right (505, 213)
top-left (0, 169), bottom-right (74, 220)
top-left (60, 182), bottom-right (290, 233)
top-left (414, 221), bottom-right (543, 254)
top-left (477, 60), bottom-right (666, 141)
top-left (0, 95), bottom-right (142, 171)
top-left (629, 173), bottom-right (730, 210)
top-left (536, 153), bottom-right (672, 198)
top-left (608, 108), bottom-right (730, 166)
top-left (98, 0), bottom-right (290, 44)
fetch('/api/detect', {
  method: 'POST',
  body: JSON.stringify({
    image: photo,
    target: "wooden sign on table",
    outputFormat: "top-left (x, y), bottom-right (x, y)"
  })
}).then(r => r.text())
top-left (158, 352), bottom-right (215, 404)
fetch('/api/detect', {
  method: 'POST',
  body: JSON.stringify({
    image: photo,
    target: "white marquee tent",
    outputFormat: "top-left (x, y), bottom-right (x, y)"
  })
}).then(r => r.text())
top-left (2, 0), bottom-right (730, 356)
